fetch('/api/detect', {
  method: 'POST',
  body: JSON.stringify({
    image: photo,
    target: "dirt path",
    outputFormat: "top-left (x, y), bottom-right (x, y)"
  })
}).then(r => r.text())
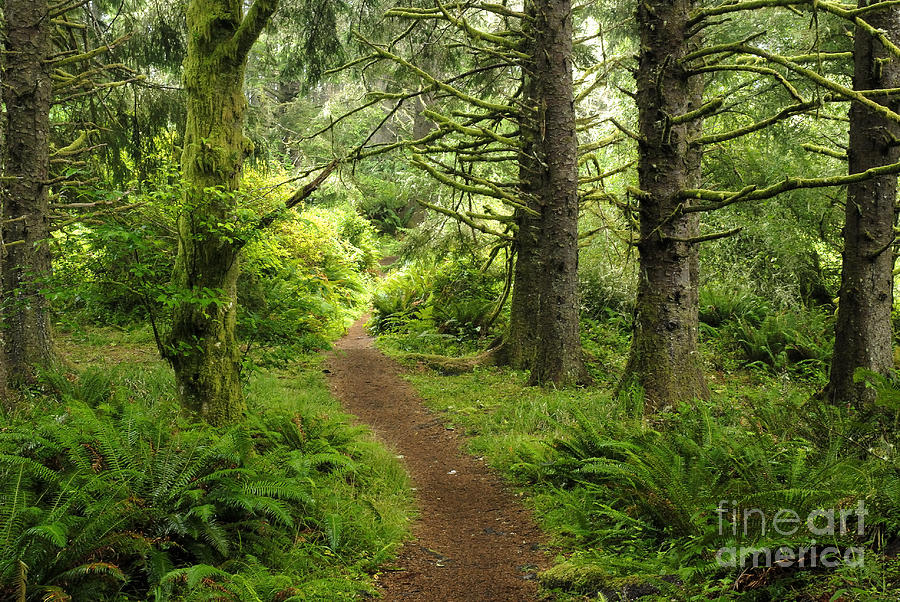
top-left (325, 317), bottom-right (548, 601)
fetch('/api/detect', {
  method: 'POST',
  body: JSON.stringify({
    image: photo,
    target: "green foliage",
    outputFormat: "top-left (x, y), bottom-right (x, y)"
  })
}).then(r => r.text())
top-left (578, 243), bottom-right (636, 323)
top-left (371, 254), bottom-right (503, 354)
top-left (398, 364), bottom-right (900, 600)
top-left (239, 203), bottom-right (379, 364)
top-left (699, 284), bottom-right (771, 328)
top-left (727, 306), bottom-right (833, 374)
top-left (51, 186), bottom-right (180, 328)
top-left (50, 162), bottom-right (380, 366)
top-left (370, 267), bottom-right (433, 334)
top-left (354, 175), bottom-right (413, 235)
top-left (0, 361), bottom-right (411, 601)
top-left (695, 283), bottom-right (834, 378)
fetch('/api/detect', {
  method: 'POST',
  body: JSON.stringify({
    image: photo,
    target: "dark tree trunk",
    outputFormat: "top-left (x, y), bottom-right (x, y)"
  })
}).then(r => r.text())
top-left (622, 0), bottom-right (709, 410)
top-left (494, 0), bottom-right (585, 385)
top-left (168, 0), bottom-right (277, 425)
top-left (522, 0), bottom-right (584, 386)
top-left (497, 210), bottom-right (541, 371)
top-left (1, 0), bottom-right (54, 386)
top-left (827, 1), bottom-right (900, 406)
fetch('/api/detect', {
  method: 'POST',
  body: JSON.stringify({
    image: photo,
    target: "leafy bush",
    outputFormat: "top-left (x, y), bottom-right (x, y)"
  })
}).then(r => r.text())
top-left (239, 205), bottom-right (377, 364)
top-left (50, 164), bottom-right (379, 365)
top-left (429, 262), bottom-right (499, 338)
top-left (51, 196), bottom-right (178, 328)
top-left (355, 176), bottom-right (411, 235)
top-left (398, 356), bottom-right (900, 599)
top-left (370, 256), bottom-right (502, 348)
top-left (699, 283), bottom-right (770, 328)
top-left (523, 398), bottom-right (894, 598)
top-left (727, 306), bottom-right (833, 371)
top-left (579, 252), bottom-right (636, 322)
top-left (369, 267), bottom-right (433, 335)
top-left (0, 363), bottom-right (410, 601)
top-left (695, 283), bottom-right (833, 375)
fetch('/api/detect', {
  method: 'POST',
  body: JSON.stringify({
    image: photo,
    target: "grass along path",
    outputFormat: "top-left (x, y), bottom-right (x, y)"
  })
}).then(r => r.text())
top-left (326, 316), bottom-right (548, 601)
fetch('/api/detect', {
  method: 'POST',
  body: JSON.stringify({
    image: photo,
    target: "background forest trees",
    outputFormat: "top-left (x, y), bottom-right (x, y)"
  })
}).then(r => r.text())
top-left (2, 0), bottom-right (900, 599)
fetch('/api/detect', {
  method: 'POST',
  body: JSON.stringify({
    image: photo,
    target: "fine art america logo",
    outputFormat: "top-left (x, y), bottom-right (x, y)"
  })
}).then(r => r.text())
top-left (715, 500), bottom-right (867, 568)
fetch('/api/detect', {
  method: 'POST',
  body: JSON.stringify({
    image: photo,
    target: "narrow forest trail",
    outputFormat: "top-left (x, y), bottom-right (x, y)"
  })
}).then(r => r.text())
top-left (325, 317), bottom-right (548, 601)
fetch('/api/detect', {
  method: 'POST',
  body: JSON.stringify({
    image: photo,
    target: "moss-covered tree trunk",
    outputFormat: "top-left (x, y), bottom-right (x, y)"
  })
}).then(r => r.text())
top-left (492, 0), bottom-right (585, 385)
top-left (622, 0), bottom-right (709, 411)
top-left (168, 0), bottom-right (277, 425)
top-left (827, 1), bottom-right (900, 406)
top-left (1, 0), bottom-right (53, 386)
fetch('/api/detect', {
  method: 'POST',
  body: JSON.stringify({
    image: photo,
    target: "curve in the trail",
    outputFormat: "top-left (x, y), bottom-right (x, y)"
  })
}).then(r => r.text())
top-left (326, 317), bottom-right (547, 601)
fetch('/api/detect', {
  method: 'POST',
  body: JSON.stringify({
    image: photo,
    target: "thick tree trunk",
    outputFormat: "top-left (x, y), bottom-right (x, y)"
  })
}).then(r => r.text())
top-left (168, 0), bottom-right (277, 425)
top-left (1, 0), bottom-right (54, 385)
top-left (827, 1), bottom-right (900, 407)
top-left (493, 0), bottom-right (585, 384)
top-left (622, 0), bottom-right (709, 411)
top-left (496, 210), bottom-right (542, 371)
top-left (522, 0), bottom-right (584, 386)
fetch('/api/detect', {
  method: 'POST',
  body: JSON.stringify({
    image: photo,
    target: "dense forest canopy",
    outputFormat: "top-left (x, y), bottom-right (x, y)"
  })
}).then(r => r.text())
top-left (2, 0), bottom-right (900, 599)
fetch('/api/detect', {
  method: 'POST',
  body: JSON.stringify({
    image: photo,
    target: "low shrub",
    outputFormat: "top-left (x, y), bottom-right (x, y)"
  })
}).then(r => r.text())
top-left (370, 255), bottom-right (503, 354)
top-left (727, 306), bottom-right (833, 372)
top-left (397, 365), bottom-right (900, 600)
top-left (699, 283), bottom-right (770, 328)
top-left (0, 362), bottom-right (410, 601)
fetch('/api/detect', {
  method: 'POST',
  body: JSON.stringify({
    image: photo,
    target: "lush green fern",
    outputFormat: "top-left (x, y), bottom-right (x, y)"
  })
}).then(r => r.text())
top-left (0, 363), bottom-right (411, 600)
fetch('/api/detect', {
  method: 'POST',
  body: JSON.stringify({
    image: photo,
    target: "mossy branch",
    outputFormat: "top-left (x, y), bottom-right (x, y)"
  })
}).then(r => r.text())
top-left (354, 33), bottom-right (516, 114)
top-left (816, 1), bottom-right (900, 61)
top-left (626, 185), bottom-right (652, 200)
top-left (51, 131), bottom-right (88, 157)
top-left (609, 118), bottom-right (642, 142)
top-left (415, 0), bottom-right (524, 53)
top-left (48, 0), bottom-right (90, 19)
top-left (662, 227), bottom-right (743, 244)
top-left (48, 33), bottom-right (132, 67)
top-left (785, 51), bottom-right (852, 62)
top-left (682, 160), bottom-right (900, 209)
top-left (232, 0), bottom-right (279, 63)
top-left (671, 97), bottom-right (723, 125)
top-left (411, 154), bottom-right (535, 214)
top-left (578, 134), bottom-right (624, 157)
top-left (416, 199), bottom-right (515, 240)
top-left (691, 43), bottom-right (900, 125)
top-left (694, 100), bottom-right (819, 144)
top-left (802, 143), bottom-right (847, 159)
top-left (850, 1), bottom-right (900, 17)
top-left (688, 64), bottom-right (805, 103)
top-left (422, 110), bottom-right (520, 148)
top-left (238, 159), bottom-right (338, 248)
top-left (389, 2), bottom-right (526, 20)
top-left (689, 0), bottom-right (806, 25)
top-left (466, 211), bottom-right (516, 222)
top-left (579, 162), bottom-right (634, 185)
top-left (50, 18), bottom-right (86, 29)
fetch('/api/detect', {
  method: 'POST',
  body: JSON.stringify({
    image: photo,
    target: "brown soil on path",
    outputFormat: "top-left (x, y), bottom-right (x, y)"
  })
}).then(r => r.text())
top-left (325, 317), bottom-right (548, 601)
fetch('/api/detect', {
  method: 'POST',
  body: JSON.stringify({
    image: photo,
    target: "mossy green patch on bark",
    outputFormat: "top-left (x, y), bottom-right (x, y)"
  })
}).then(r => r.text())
top-left (168, 0), bottom-right (277, 425)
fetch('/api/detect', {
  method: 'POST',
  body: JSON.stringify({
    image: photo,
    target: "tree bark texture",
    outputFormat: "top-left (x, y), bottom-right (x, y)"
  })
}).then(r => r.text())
top-left (1, 0), bottom-right (54, 385)
top-left (168, 0), bottom-right (277, 425)
top-left (495, 0), bottom-right (585, 386)
top-left (623, 0), bottom-right (709, 411)
top-left (520, 0), bottom-right (585, 386)
top-left (828, 1), bottom-right (900, 407)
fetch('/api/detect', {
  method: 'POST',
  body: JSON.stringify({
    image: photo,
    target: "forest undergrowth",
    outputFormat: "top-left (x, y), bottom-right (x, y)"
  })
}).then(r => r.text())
top-left (373, 245), bottom-right (900, 601)
top-left (378, 334), bottom-right (900, 600)
top-left (0, 330), bottom-right (413, 601)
